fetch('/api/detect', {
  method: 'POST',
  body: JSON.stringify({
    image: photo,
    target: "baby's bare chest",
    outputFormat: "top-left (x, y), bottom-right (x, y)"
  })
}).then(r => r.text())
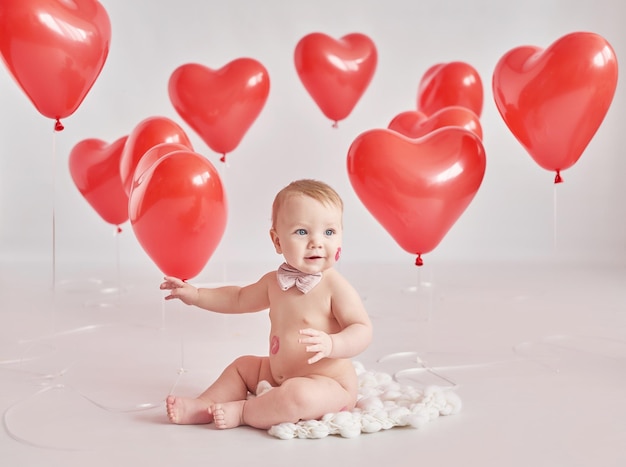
top-left (268, 289), bottom-right (335, 331)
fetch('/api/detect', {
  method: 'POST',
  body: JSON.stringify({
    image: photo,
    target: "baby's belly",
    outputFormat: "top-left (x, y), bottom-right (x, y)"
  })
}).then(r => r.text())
top-left (267, 331), bottom-right (352, 384)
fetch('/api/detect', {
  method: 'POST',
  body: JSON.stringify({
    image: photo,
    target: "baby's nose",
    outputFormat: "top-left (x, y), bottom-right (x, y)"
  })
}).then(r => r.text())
top-left (308, 235), bottom-right (323, 247)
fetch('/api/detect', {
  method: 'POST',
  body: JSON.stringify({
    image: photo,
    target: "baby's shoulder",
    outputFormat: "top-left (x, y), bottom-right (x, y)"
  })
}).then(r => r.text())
top-left (260, 270), bottom-right (277, 283)
top-left (258, 270), bottom-right (282, 291)
top-left (323, 268), bottom-right (353, 290)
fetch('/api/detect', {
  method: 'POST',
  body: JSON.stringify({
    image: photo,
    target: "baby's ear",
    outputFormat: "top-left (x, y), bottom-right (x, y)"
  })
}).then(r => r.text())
top-left (269, 229), bottom-right (282, 254)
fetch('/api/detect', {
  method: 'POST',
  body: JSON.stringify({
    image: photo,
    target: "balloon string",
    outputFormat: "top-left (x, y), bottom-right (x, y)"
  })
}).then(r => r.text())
top-left (114, 227), bottom-right (122, 301)
top-left (376, 352), bottom-right (457, 388)
top-left (160, 291), bottom-right (166, 330)
top-left (417, 265), bottom-right (422, 296)
top-left (553, 183), bottom-right (558, 253)
top-left (161, 294), bottom-right (187, 376)
top-left (218, 161), bottom-right (230, 282)
top-left (418, 264), bottom-right (434, 322)
top-left (179, 334), bottom-right (186, 374)
top-left (2, 385), bottom-right (87, 452)
top-left (51, 126), bottom-right (58, 290)
top-left (174, 301), bottom-right (187, 375)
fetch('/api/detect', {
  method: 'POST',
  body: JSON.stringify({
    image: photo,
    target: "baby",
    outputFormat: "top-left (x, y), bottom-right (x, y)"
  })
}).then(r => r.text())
top-left (161, 179), bottom-right (372, 430)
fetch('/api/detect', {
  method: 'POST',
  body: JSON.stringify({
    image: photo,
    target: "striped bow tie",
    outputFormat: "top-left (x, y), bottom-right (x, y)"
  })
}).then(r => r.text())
top-left (276, 263), bottom-right (322, 294)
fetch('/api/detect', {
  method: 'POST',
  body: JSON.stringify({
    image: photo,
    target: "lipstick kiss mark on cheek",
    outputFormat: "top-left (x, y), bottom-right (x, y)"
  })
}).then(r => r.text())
top-left (270, 335), bottom-right (279, 355)
top-left (335, 247), bottom-right (342, 262)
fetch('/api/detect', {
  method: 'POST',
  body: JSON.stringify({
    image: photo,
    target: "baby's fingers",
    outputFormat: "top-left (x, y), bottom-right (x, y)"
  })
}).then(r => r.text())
top-left (307, 352), bottom-right (325, 365)
top-left (298, 329), bottom-right (322, 346)
top-left (298, 336), bottom-right (320, 345)
top-left (298, 328), bottom-right (320, 338)
top-left (161, 276), bottom-right (184, 288)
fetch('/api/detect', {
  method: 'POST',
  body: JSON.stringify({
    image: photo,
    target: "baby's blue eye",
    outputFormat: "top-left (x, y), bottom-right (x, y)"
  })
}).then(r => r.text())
top-left (325, 229), bottom-right (335, 236)
top-left (295, 229), bottom-right (307, 235)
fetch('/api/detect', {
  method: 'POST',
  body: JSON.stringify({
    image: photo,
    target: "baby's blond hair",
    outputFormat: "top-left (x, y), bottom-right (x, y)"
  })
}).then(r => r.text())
top-left (271, 179), bottom-right (343, 228)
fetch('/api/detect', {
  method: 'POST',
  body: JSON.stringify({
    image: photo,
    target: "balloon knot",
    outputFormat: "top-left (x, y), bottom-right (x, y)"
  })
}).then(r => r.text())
top-left (116, 226), bottom-right (122, 234)
top-left (554, 171), bottom-right (563, 184)
top-left (415, 255), bottom-right (423, 267)
top-left (331, 121), bottom-right (339, 129)
top-left (54, 119), bottom-right (64, 132)
top-left (220, 154), bottom-right (226, 163)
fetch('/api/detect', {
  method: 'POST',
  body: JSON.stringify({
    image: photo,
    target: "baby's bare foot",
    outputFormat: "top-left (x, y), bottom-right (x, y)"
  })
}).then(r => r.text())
top-left (166, 395), bottom-right (213, 424)
top-left (211, 401), bottom-right (246, 429)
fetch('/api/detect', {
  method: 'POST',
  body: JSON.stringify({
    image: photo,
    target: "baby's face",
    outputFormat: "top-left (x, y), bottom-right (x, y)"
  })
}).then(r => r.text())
top-left (271, 194), bottom-right (343, 274)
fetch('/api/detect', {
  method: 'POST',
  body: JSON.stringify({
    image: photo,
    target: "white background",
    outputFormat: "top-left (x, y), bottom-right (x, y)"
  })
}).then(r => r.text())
top-left (1, 0), bottom-right (625, 279)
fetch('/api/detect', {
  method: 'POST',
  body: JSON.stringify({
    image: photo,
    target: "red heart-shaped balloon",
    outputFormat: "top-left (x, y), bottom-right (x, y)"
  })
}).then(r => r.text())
top-left (295, 33), bottom-right (377, 124)
top-left (69, 136), bottom-right (129, 227)
top-left (119, 116), bottom-right (193, 196)
top-left (347, 128), bottom-right (486, 264)
top-left (0, 0), bottom-right (111, 126)
top-left (493, 32), bottom-right (618, 182)
top-left (129, 150), bottom-right (227, 280)
top-left (168, 59), bottom-right (270, 160)
top-left (417, 62), bottom-right (483, 118)
top-left (388, 106), bottom-right (483, 140)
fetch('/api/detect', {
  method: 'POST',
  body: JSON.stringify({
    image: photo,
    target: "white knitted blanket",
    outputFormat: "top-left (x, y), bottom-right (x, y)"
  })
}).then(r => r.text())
top-left (266, 361), bottom-right (462, 439)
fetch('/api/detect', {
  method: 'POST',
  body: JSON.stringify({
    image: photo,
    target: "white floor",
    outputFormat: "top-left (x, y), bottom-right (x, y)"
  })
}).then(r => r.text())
top-left (1, 259), bottom-right (624, 467)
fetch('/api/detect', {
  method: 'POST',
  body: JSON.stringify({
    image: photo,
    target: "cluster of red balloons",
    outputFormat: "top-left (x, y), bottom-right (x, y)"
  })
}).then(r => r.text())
top-left (167, 32), bottom-right (378, 159)
top-left (349, 61), bottom-right (486, 266)
top-left (68, 116), bottom-right (227, 280)
top-left (0, 1), bottom-right (618, 272)
top-left (349, 31), bottom-right (617, 265)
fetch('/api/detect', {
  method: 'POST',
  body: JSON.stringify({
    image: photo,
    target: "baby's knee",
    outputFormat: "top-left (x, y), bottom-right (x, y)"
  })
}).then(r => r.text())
top-left (230, 354), bottom-right (267, 370)
top-left (281, 378), bottom-right (333, 414)
top-left (229, 355), bottom-right (270, 382)
top-left (232, 355), bottom-right (255, 366)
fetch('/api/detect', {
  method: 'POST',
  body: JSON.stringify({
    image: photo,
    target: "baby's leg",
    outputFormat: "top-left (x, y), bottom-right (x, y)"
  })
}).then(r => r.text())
top-left (166, 355), bottom-right (270, 425)
top-left (212, 375), bottom-right (355, 430)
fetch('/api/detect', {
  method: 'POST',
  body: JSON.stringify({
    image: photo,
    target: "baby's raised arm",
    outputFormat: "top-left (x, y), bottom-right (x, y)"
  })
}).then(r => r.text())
top-left (160, 273), bottom-right (271, 314)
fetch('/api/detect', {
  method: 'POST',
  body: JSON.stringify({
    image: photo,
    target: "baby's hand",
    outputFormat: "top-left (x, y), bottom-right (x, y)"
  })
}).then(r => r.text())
top-left (160, 276), bottom-right (199, 305)
top-left (298, 328), bottom-right (333, 364)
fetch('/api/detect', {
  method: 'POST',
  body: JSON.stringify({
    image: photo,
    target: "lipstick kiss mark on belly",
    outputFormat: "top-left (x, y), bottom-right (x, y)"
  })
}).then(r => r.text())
top-left (270, 335), bottom-right (279, 355)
